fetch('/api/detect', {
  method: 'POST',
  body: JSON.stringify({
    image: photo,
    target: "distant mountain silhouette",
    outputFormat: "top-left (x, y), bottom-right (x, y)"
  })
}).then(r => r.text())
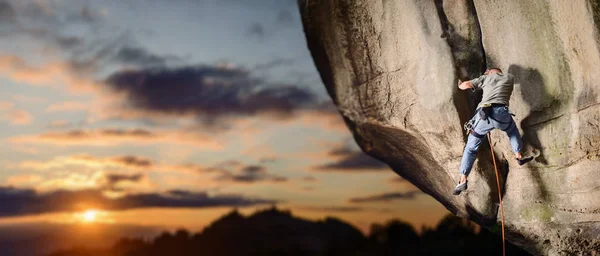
top-left (48, 206), bottom-right (531, 256)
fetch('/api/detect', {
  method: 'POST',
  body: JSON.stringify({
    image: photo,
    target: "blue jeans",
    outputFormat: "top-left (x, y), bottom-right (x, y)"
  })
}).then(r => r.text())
top-left (459, 105), bottom-right (523, 176)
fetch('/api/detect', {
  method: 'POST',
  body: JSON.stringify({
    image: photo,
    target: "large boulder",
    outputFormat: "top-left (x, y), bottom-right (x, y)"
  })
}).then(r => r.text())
top-left (298, 0), bottom-right (600, 255)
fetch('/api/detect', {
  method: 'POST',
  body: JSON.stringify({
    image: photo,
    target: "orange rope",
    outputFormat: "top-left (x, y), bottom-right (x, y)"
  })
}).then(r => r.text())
top-left (488, 133), bottom-right (506, 256)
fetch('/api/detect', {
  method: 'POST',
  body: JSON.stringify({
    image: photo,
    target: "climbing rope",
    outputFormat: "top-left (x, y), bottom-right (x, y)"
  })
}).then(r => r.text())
top-left (488, 133), bottom-right (506, 256)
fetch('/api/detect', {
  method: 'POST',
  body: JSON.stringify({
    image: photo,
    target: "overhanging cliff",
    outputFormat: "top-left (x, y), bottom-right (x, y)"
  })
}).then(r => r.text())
top-left (298, 0), bottom-right (600, 255)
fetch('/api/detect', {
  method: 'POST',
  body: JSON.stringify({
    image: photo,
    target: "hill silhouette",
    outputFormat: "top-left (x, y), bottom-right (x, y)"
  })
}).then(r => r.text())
top-left (48, 206), bottom-right (530, 256)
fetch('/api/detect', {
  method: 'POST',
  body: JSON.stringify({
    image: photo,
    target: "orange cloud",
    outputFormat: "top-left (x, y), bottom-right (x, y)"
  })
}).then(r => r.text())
top-left (0, 55), bottom-right (97, 92)
top-left (16, 154), bottom-right (153, 171)
top-left (12, 154), bottom-right (214, 177)
top-left (0, 100), bottom-right (33, 125)
top-left (4, 109), bottom-right (33, 125)
top-left (5, 174), bottom-right (43, 187)
top-left (8, 128), bottom-right (223, 149)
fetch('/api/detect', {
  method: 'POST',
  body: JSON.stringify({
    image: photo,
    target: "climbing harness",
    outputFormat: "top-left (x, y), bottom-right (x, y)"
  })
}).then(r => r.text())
top-left (464, 105), bottom-right (516, 137)
top-left (488, 133), bottom-right (506, 256)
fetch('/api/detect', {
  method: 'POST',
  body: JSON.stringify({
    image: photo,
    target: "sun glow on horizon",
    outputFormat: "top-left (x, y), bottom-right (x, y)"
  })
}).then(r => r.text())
top-left (75, 209), bottom-right (114, 224)
top-left (82, 209), bottom-right (98, 223)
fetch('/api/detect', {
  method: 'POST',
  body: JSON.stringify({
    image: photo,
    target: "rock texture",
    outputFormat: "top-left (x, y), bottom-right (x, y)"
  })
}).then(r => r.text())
top-left (298, 0), bottom-right (600, 255)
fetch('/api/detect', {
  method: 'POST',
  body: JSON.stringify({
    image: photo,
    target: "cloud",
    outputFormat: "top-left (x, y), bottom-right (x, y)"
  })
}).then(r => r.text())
top-left (104, 173), bottom-right (143, 184)
top-left (0, 55), bottom-right (98, 91)
top-left (12, 154), bottom-right (227, 180)
top-left (9, 128), bottom-right (222, 149)
top-left (100, 173), bottom-right (144, 192)
top-left (258, 157), bottom-right (278, 164)
top-left (348, 191), bottom-right (423, 203)
top-left (315, 145), bottom-right (388, 172)
top-left (15, 154), bottom-right (152, 171)
top-left (276, 9), bottom-right (295, 27)
top-left (5, 174), bottom-right (42, 186)
top-left (297, 205), bottom-right (394, 213)
top-left (299, 206), bottom-right (365, 213)
top-left (216, 164), bottom-right (288, 184)
top-left (0, 100), bottom-right (33, 125)
top-left (3, 108), bottom-right (33, 125)
top-left (0, 1), bottom-right (15, 22)
top-left (246, 23), bottom-right (265, 38)
top-left (0, 1), bottom-right (104, 54)
top-left (0, 186), bottom-right (277, 217)
top-left (0, 1), bottom-right (175, 86)
top-left (103, 65), bottom-right (320, 123)
top-left (112, 46), bottom-right (182, 67)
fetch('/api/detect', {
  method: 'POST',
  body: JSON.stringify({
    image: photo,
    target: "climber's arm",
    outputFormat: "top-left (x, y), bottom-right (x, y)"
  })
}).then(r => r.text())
top-left (457, 79), bottom-right (473, 90)
top-left (458, 75), bottom-right (486, 91)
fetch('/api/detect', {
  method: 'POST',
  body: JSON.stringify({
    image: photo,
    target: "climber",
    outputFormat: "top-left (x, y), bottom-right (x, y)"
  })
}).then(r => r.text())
top-left (453, 68), bottom-right (534, 195)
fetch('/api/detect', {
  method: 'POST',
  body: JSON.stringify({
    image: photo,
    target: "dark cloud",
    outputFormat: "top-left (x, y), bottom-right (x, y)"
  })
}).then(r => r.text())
top-left (204, 160), bottom-right (243, 173)
top-left (104, 65), bottom-right (320, 121)
top-left (258, 157), bottom-right (278, 164)
top-left (0, 1), bottom-right (15, 22)
top-left (102, 173), bottom-right (144, 191)
top-left (113, 46), bottom-right (181, 67)
top-left (49, 128), bottom-right (154, 139)
top-left (276, 9), bottom-right (295, 26)
top-left (105, 173), bottom-right (143, 185)
top-left (0, 0), bottom-right (178, 72)
top-left (71, 155), bottom-right (154, 168)
top-left (348, 191), bottom-right (423, 203)
top-left (246, 23), bottom-right (265, 38)
top-left (111, 155), bottom-right (153, 168)
top-left (216, 164), bottom-right (287, 183)
top-left (78, 5), bottom-right (101, 24)
top-left (20, 1), bottom-right (102, 27)
top-left (241, 165), bottom-right (265, 173)
top-left (315, 145), bottom-right (388, 172)
top-left (299, 206), bottom-right (365, 213)
top-left (0, 186), bottom-right (276, 217)
top-left (55, 35), bottom-right (84, 49)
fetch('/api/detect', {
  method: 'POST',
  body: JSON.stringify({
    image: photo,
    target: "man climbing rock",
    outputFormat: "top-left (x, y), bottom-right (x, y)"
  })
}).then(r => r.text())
top-left (453, 68), bottom-right (534, 195)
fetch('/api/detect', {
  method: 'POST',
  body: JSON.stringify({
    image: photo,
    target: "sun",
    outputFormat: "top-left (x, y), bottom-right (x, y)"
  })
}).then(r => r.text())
top-left (81, 209), bottom-right (98, 223)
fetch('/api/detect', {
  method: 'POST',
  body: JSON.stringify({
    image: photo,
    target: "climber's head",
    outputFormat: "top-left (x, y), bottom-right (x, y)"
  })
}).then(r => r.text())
top-left (484, 68), bottom-right (502, 75)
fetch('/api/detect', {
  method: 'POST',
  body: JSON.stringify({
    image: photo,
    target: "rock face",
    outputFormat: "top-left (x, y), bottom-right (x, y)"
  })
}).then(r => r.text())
top-left (298, 0), bottom-right (600, 255)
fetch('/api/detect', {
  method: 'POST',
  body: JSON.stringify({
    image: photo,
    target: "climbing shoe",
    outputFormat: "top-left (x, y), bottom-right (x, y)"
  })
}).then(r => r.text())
top-left (516, 156), bottom-right (534, 166)
top-left (452, 181), bottom-right (468, 195)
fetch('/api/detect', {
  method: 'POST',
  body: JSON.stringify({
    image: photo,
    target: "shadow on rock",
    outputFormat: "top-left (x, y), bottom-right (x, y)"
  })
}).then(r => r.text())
top-left (507, 64), bottom-right (562, 201)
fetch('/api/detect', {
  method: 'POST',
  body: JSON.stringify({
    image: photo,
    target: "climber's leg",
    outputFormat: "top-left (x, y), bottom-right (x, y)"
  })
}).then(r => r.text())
top-left (454, 112), bottom-right (495, 195)
top-left (459, 111), bottom-right (496, 177)
top-left (505, 123), bottom-right (533, 164)
top-left (502, 120), bottom-right (523, 156)
top-left (459, 133), bottom-right (484, 178)
top-left (494, 107), bottom-right (534, 165)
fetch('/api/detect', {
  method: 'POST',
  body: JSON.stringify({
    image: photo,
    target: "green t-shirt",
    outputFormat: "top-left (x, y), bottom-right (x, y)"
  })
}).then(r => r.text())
top-left (469, 73), bottom-right (514, 108)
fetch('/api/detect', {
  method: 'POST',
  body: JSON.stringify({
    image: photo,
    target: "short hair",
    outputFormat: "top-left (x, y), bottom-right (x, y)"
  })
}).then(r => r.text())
top-left (484, 68), bottom-right (502, 75)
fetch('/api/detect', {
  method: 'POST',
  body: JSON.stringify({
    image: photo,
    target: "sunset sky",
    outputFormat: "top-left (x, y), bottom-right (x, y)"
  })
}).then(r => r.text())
top-left (0, 0), bottom-right (447, 233)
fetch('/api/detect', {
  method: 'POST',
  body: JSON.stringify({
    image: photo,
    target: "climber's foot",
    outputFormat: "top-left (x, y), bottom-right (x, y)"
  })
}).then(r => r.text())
top-left (453, 181), bottom-right (468, 195)
top-left (517, 155), bottom-right (534, 166)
